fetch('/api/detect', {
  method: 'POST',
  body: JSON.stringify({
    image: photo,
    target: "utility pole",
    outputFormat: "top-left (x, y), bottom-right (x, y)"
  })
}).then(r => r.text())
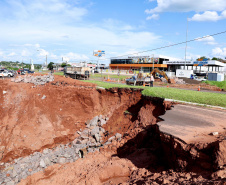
top-left (185, 16), bottom-right (188, 69)
top-left (152, 54), bottom-right (154, 71)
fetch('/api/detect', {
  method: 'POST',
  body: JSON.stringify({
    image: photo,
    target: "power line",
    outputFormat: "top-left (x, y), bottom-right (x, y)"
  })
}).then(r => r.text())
top-left (99, 30), bottom-right (226, 60)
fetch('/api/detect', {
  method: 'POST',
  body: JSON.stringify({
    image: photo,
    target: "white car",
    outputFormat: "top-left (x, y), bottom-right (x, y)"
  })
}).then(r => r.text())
top-left (0, 71), bottom-right (13, 77)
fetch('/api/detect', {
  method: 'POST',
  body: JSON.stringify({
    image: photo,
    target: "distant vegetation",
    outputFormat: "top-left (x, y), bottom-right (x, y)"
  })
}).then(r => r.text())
top-left (0, 61), bottom-right (42, 70)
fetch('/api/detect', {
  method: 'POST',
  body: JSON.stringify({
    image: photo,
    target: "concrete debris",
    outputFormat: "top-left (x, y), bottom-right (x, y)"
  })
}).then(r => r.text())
top-left (11, 74), bottom-right (54, 85)
top-left (169, 76), bottom-right (186, 84)
top-left (0, 115), bottom-right (112, 184)
top-left (211, 132), bottom-right (219, 136)
top-left (41, 95), bottom-right (46, 100)
top-left (3, 91), bottom-right (7, 94)
top-left (115, 133), bottom-right (122, 141)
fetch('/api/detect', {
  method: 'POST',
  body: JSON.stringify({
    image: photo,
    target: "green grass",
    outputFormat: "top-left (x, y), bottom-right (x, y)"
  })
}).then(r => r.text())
top-left (90, 74), bottom-right (132, 81)
top-left (85, 80), bottom-right (144, 89)
top-left (53, 71), bottom-right (64, 76)
top-left (203, 80), bottom-right (226, 90)
top-left (142, 88), bottom-right (226, 108)
top-left (84, 80), bottom-right (226, 108)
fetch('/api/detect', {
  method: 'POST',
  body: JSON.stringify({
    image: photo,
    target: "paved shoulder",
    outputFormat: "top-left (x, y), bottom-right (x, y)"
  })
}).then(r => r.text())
top-left (158, 104), bottom-right (226, 143)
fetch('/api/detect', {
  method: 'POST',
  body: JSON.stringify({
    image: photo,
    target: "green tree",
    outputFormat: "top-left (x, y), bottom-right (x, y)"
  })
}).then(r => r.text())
top-left (47, 62), bottom-right (54, 70)
top-left (61, 62), bottom-right (67, 67)
top-left (212, 57), bottom-right (218, 60)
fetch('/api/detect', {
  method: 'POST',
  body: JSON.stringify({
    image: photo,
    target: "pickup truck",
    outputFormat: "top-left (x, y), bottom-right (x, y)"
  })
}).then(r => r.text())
top-left (126, 76), bottom-right (151, 86)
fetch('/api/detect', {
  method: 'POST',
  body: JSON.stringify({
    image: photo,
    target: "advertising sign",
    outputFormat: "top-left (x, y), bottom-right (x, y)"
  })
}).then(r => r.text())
top-left (93, 50), bottom-right (105, 57)
top-left (163, 61), bottom-right (193, 65)
top-left (193, 61), bottom-right (208, 66)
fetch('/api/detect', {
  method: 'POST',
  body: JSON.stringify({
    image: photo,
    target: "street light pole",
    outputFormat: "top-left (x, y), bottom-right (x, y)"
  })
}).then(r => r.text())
top-left (185, 16), bottom-right (188, 70)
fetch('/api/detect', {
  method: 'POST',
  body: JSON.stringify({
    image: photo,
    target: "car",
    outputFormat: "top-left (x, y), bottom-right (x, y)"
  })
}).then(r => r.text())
top-left (27, 70), bottom-right (35, 74)
top-left (94, 70), bottom-right (99, 73)
top-left (6, 71), bottom-right (14, 77)
top-left (0, 71), bottom-right (11, 77)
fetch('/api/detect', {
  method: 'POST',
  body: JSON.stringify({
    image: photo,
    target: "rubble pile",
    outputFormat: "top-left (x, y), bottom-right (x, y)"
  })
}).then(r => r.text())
top-left (0, 115), bottom-right (122, 185)
top-left (11, 75), bottom-right (54, 85)
top-left (169, 76), bottom-right (186, 84)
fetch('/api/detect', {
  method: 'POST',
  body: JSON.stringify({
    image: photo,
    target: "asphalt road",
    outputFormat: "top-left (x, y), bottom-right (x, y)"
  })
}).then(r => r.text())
top-left (158, 104), bottom-right (226, 143)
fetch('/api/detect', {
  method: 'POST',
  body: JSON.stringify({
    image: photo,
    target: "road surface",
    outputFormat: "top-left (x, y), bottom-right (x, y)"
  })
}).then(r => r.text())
top-left (158, 104), bottom-right (226, 143)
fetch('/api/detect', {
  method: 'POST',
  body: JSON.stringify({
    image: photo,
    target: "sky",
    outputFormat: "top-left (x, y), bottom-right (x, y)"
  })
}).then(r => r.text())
top-left (0, 0), bottom-right (226, 65)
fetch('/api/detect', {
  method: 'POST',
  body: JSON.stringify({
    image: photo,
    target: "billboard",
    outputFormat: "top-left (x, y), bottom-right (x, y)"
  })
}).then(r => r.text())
top-left (93, 50), bottom-right (105, 57)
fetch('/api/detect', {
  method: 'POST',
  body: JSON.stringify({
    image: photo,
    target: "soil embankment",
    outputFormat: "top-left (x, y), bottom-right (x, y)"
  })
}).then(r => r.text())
top-left (0, 75), bottom-right (225, 184)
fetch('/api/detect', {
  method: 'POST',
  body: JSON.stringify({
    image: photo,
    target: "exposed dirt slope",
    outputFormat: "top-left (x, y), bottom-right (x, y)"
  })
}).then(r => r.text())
top-left (0, 76), bottom-right (142, 163)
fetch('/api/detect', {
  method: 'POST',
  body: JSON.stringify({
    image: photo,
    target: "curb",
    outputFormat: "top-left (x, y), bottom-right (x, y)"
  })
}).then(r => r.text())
top-left (165, 98), bottom-right (226, 110)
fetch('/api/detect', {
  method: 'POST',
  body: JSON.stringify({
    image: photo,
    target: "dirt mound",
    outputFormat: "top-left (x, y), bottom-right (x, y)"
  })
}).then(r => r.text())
top-left (19, 152), bottom-right (134, 185)
top-left (178, 77), bottom-right (201, 84)
top-left (0, 76), bottom-right (142, 163)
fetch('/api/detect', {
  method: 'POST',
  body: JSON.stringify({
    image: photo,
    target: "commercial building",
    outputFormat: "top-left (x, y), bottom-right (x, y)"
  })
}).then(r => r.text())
top-left (109, 56), bottom-right (226, 73)
top-left (109, 56), bottom-right (168, 72)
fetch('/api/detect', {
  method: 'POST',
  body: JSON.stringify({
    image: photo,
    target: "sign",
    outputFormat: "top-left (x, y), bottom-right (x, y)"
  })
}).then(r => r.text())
top-left (193, 61), bottom-right (208, 66)
top-left (163, 61), bottom-right (193, 65)
top-left (93, 50), bottom-right (105, 57)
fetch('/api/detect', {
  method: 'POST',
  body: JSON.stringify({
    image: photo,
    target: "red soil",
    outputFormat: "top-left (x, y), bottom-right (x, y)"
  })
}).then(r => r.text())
top-left (0, 75), bottom-right (225, 184)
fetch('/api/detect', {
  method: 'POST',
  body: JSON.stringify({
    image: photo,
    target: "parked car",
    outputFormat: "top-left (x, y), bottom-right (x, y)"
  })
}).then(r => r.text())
top-left (6, 70), bottom-right (14, 77)
top-left (0, 71), bottom-right (12, 77)
top-left (27, 70), bottom-right (35, 74)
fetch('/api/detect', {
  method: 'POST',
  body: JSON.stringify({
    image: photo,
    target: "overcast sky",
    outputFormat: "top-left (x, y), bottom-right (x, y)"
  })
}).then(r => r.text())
top-left (0, 0), bottom-right (226, 64)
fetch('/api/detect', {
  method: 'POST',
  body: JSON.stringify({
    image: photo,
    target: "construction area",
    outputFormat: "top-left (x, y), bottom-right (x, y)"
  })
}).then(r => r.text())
top-left (0, 74), bottom-right (226, 185)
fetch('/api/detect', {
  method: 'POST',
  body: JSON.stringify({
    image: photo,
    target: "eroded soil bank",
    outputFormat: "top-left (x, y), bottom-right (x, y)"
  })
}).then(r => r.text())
top-left (0, 75), bottom-right (225, 184)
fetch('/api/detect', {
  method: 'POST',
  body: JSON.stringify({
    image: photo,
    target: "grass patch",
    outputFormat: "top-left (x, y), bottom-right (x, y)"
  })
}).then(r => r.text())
top-left (85, 80), bottom-right (144, 89)
top-left (203, 80), bottom-right (226, 90)
top-left (90, 74), bottom-right (132, 81)
top-left (54, 71), bottom-right (64, 76)
top-left (142, 88), bottom-right (226, 107)
top-left (85, 80), bottom-right (226, 108)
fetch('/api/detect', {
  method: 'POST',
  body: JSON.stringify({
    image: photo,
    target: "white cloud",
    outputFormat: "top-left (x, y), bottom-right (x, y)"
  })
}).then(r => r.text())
top-left (195, 35), bottom-right (217, 45)
top-left (146, 14), bottom-right (159, 20)
top-left (145, 0), bottom-right (226, 14)
top-left (0, 1), bottom-right (161, 63)
top-left (37, 49), bottom-right (49, 57)
top-left (21, 50), bottom-right (31, 57)
top-left (65, 52), bottom-right (89, 61)
top-left (189, 11), bottom-right (226, 21)
top-left (8, 52), bottom-right (16, 56)
top-left (212, 47), bottom-right (226, 57)
top-left (145, 0), bottom-right (226, 21)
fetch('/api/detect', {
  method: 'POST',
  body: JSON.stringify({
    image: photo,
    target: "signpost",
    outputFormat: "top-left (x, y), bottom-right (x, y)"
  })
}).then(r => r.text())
top-left (93, 50), bottom-right (105, 72)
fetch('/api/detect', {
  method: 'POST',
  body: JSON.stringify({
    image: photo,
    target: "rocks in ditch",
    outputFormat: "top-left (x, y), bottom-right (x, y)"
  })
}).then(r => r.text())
top-left (115, 133), bottom-right (122, 141)
top-left (0, 115), bottom-right (115, 184)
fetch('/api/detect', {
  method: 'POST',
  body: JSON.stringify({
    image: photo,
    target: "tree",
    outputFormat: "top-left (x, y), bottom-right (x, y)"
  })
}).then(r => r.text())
top-left (61, 62), bottom-right (67, 67)
top-left (212, 57), bottom-right (218, 60)
top-left (196, 56), bottom-right (210, 60)
top-left (47, 62), bottom-right (54, 70)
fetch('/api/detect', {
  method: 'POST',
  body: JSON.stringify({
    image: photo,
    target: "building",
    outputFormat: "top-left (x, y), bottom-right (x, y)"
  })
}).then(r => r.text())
top-left (163, 59), bottom-right (226, 74)
top-left (109, 56), bottom-right (226, 74)
top-left (109, 56), bottom-right (168, 72)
